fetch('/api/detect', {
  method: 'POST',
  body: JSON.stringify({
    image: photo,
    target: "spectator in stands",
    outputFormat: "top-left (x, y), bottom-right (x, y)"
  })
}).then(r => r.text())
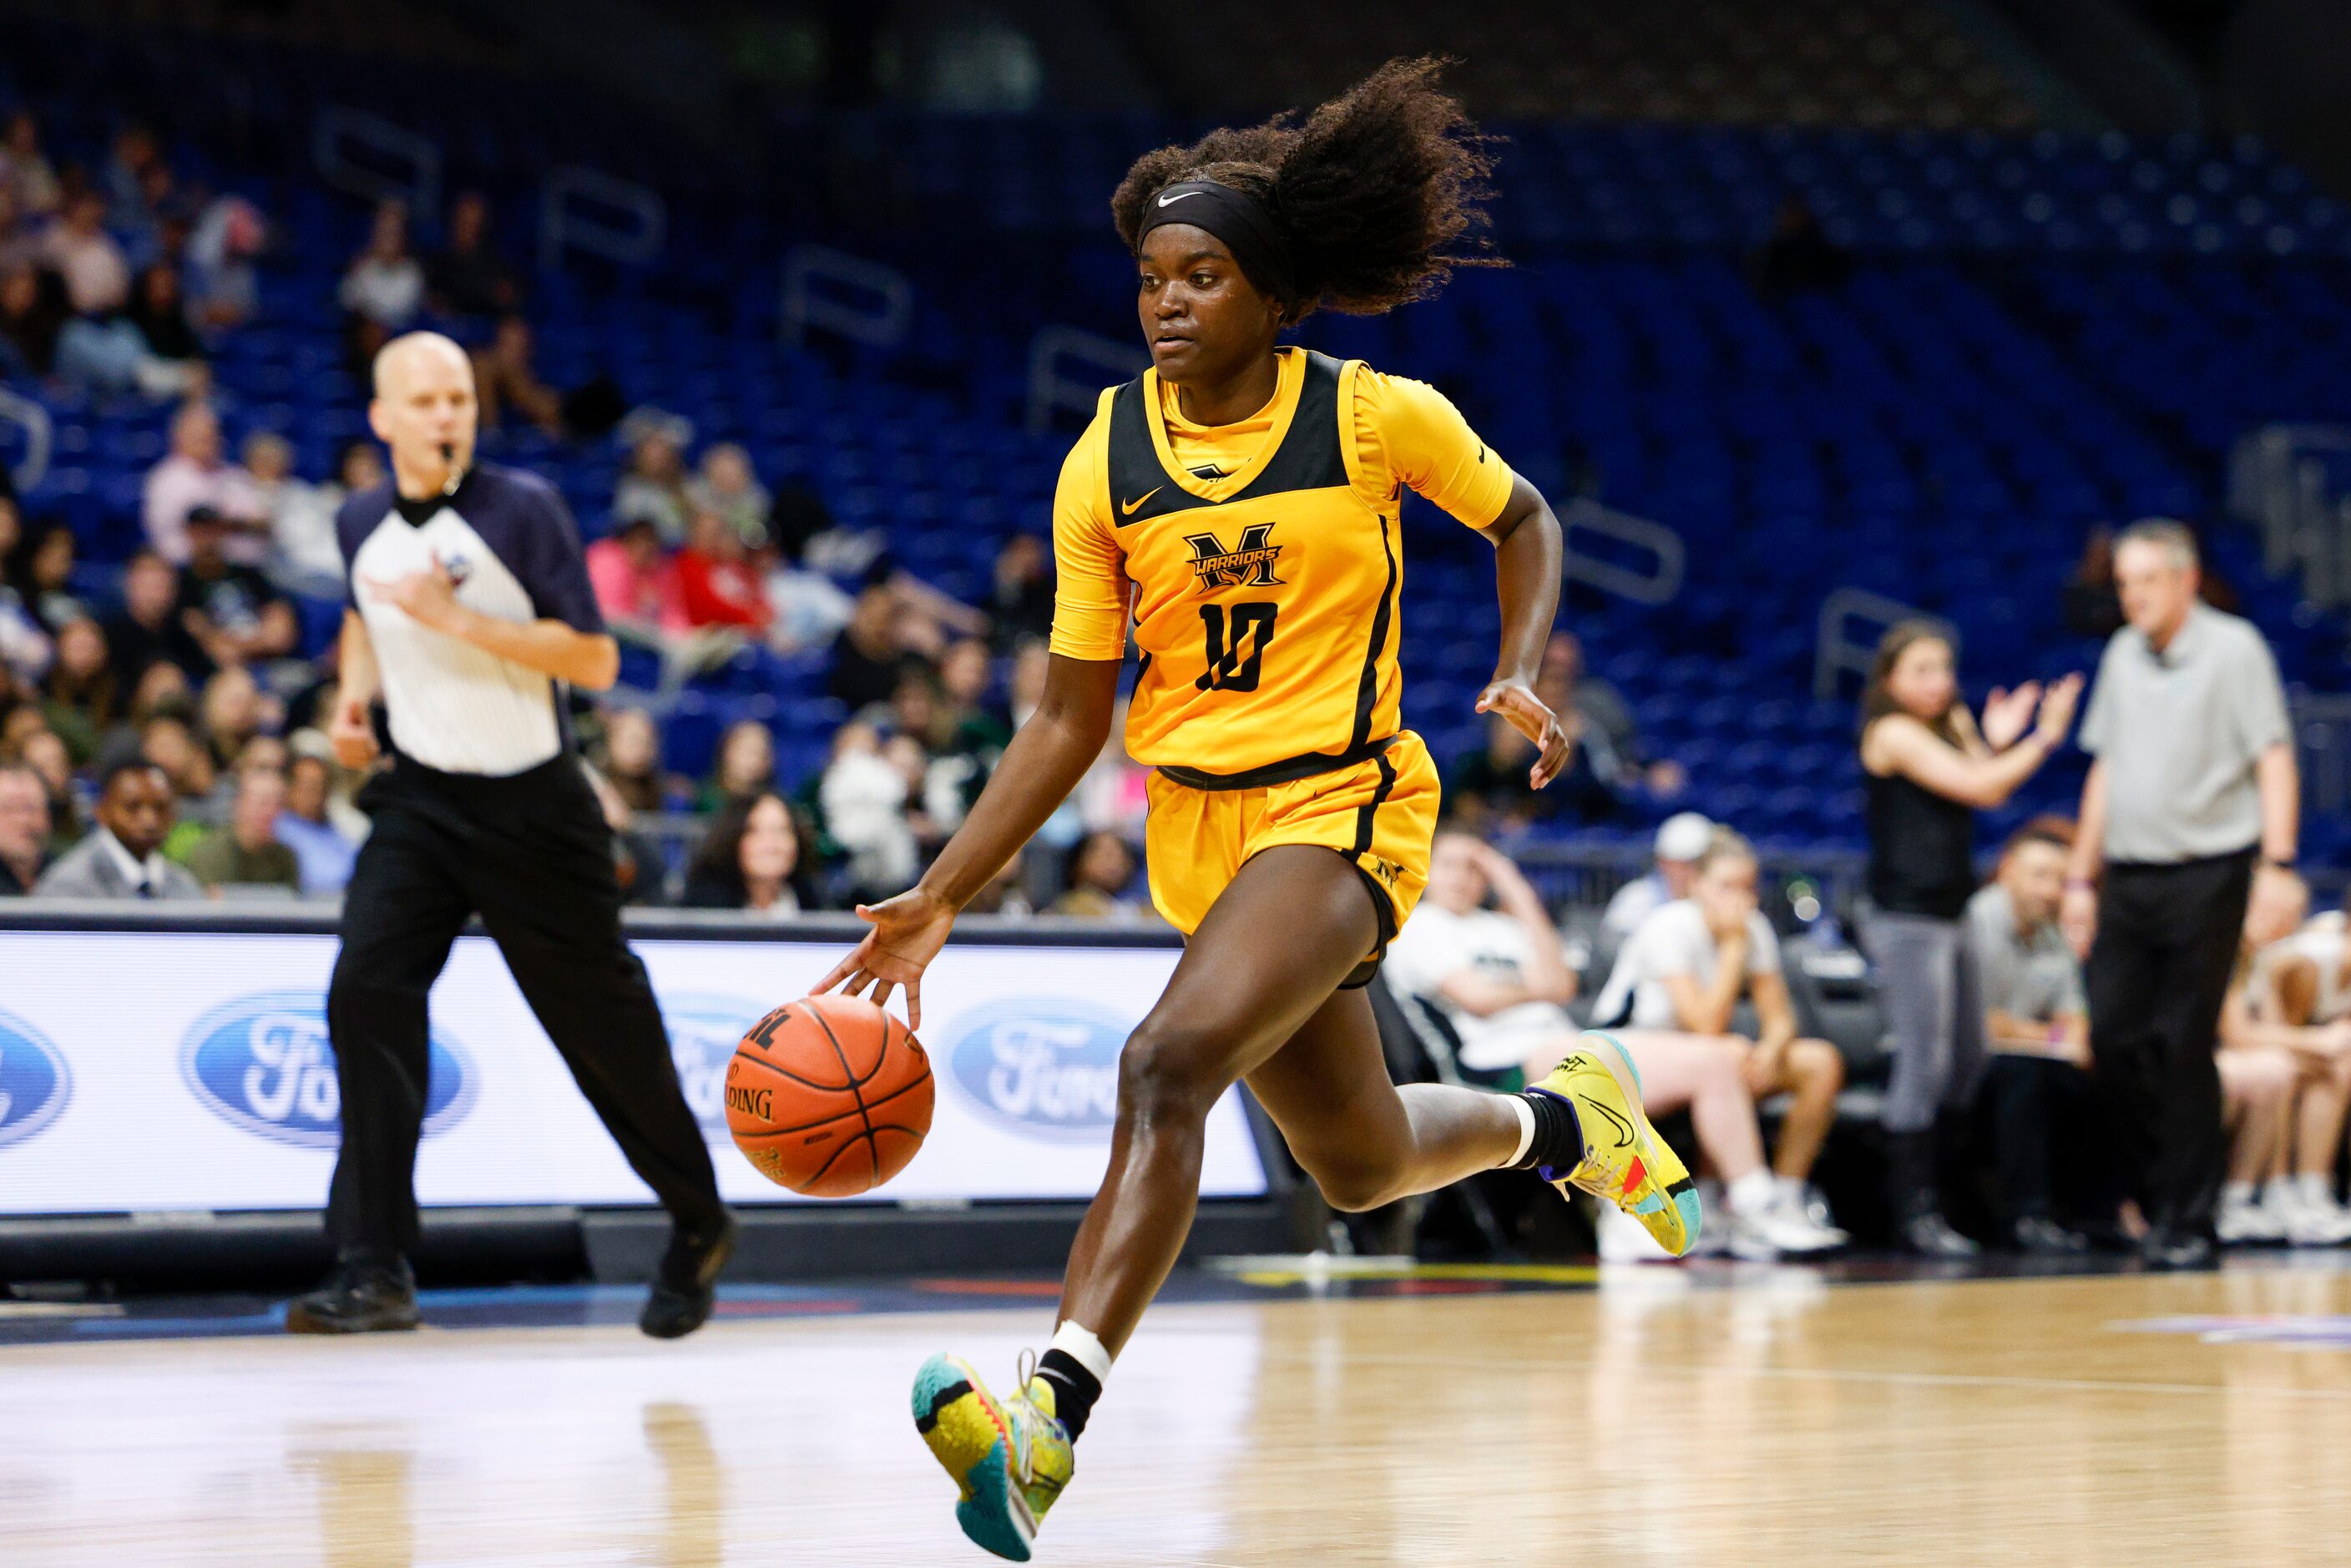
top-left (424, 192), bottom-right (519, 321)
top-left (469, 316), bottom-right (564, 437)
top-left (2212, 869), bottom-right (2316, 1244)
top-left (18, 726), bottom-right (76, 841)
top-left (0, 260), bottom-right (67, 377)
top-left (104, 549), bottom-right (202, 686)
top-left (0, 761), bottom-right (51, 894)
top-left (681, 790), bottom-right (806, 917)
top-left (1601, 812), bottom-right (1714, 938)
top-left (1591, 828), bottom-right (1850, 1247)
top-left (38, 617), bottom-right (117, 761)
top-left (184, 194), bottom-right (265, 336)
top-left (2232, 868), bottom-right (2351, 1246)
top-left (125, 262), bottom-right (205, 376)
top-left (9, 518), bottom-right (83, 632)
top-left (2063, 521), bottom-right (2298, 1269)
top-left (1008, 638), bottom-right (1049, 730)
top-left (0, 496), bottom-right (51, 679)
top-left (596, 706), bottom-right (675, 814)
top-left (1446, 706), bottom-right (1618, 831)
top-left (685, 443), bottom-right (770, 544)
top-left (675, 507), bottom-right (773, 636)
top-left (827, 582), bottom-right (914, 711)
top-left (1858, 621), bottom-right (2080, 1256)
top-left (965, 851), bottom-right (1034, 918)
top-left (1388, 832), bottom-right (1834, 1260)
top-left (765, 537), bottom-right (855, 654)
top-left (177, 508), bottom-right (298, 668)
top-left (2063, 527), bottom-right (2125, 640)
top-left (579, 761), bottom-right (665, 907)
top-left (138, 710), bottom-right (214, 811)
top-left (614, 412), bottom-right (694, 544)
top-left (1049, 830), bottom-right (1143, 919)
top-left (1969, 819), bottom-right (2116, 1252)
top-left (338, 200), bottom-right (424, 370)
top-left (198, 665), bottom-right (271, 772)
top-left (102, 126), bottom-right (166, 234)
top-left (1752, 196), bottom-right (1853, 297)
top-left (241, 432), bottom-right (344, 596)
top-left (144, 402), bottom-right (267, 565)
top-left (0, 110), bottom-right (62, 217)
top-left (1538, 631), bottom-right (1683, 799)
top-left (330, 438), bottom-right (386, 504)
top-left (33, 754), bottom-right (202, 898)
top-left (938, 635), bottom-right (1011, 756)
top-left (701, 719), bottom-right (776, 811)
top-left (820, 719), bottom-right (919, 899)
top-left (185, 762), bottom-right (300, 894)
top-left (587, 515), bottom-right (677, 635)
top-left (276, 746), bottom-right (358, 896)
top-left (42, 191), bottom-right (128, 316)
top-left (988, 533), bottom-right (1054, 650)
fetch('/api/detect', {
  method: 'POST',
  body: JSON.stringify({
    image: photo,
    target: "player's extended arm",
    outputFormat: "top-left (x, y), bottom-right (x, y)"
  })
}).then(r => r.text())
top-left (1474, 475), bottom-right (1572, 789)
top-left (364, 564), bottom-right (619, 690)
top-left (817, 653), bottom-right (1123, 1025)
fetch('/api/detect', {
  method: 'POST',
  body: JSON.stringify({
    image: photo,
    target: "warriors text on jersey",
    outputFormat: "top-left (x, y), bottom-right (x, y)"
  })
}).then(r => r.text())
top-left (1048, 346), bottom-right (1514, 786)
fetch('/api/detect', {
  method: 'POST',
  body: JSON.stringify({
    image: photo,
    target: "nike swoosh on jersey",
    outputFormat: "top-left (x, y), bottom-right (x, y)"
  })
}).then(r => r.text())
top-left (1120, 487), bottom-right (1162, 516)
top-left (1156, 190), bottom-right (1204, 207)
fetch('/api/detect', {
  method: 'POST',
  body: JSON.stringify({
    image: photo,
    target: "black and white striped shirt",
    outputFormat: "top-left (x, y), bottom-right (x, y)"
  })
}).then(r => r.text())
top-left (337, 465), bottom-right (604, 776)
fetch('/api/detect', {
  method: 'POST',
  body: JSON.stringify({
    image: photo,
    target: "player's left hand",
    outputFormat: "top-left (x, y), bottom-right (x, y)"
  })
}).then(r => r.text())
top-left (364, 564), bottom-right (463, 630)
top-left (1476, 679), bottom-right (1573, 789)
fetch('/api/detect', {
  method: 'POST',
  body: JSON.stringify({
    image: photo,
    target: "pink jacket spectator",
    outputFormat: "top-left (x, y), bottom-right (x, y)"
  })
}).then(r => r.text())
top-left (586, 535), bottom-right (688, 634)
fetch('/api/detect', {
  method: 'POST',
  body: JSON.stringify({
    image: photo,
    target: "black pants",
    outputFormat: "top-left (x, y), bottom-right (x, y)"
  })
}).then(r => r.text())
top-left (1977, 1053), bottom-right (2121, 1227)
top-left (2086, 849), bottom-right (2255, 1236)
top-left (326, 754), bottom-right (724, 1261)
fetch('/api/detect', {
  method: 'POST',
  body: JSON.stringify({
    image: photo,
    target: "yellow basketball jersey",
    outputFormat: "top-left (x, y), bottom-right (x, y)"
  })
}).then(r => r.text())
top-left (1049, 346), bottom-right (1514, 785)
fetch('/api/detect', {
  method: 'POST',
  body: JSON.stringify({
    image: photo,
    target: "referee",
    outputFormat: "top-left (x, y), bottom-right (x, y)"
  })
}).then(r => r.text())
top-left (287, 333), bottom-right (732, 1337)
top-left (2061, 519), bottom-right (2298, 1270)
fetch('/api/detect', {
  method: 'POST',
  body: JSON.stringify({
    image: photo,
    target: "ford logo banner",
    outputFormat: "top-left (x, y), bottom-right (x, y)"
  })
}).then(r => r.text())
top-left (179, 991), bottom-right (475, 1149)
top-left (0, 1009), bottom-right (72, 1149)
top-left (943, 998), bottom-right (1131, 1141)
top-left (661, 993), bottom-right (766, 1139)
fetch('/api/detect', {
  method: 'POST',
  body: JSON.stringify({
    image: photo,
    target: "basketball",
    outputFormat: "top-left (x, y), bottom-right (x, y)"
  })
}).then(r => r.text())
top-left (725, 994), bottom-right (935, 1197)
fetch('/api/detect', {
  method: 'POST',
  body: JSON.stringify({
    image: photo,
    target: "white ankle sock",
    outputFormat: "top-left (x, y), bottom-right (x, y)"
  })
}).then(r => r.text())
top-left (2222, 1181), bottom-right (2256, 1206)
top-left (2297, 1174), bottom-right (2335, 1207)
top-left (1504, 1095), bottom-right (1537, 1167)
top-left (1049, 1319), bottom-right (1114, 1385)
top-left (1775, 1174), bottom-right (1807, 1205)
top-left (1727, 1169), bottom-right (1778, 1216)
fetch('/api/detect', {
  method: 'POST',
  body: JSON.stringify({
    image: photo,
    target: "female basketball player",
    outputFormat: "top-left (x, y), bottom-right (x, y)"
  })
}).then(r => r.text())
top-left (815, 60), bottom-right (1694, 1560)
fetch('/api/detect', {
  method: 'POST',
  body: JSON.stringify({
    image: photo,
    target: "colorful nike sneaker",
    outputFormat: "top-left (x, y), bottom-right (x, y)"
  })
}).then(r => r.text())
top-left (1533, 1032), bottom-right (1702, 1257)
top-left (913, 1352), bottom-right (1074, 1561)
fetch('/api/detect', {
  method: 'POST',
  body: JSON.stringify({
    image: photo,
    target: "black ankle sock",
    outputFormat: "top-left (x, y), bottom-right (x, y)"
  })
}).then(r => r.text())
top-left (1508, 1087), bottom-right (1586, 1175)
top-left (1036, 1348), bottom-right (1101, 1441)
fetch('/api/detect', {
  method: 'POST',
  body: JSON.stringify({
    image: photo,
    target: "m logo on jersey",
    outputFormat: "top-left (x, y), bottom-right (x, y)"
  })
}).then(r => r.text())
top-left (1182, 523), bottom-right (1283, 589)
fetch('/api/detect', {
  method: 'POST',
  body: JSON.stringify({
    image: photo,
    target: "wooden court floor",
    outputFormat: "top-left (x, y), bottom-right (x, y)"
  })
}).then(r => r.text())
top-left (3, 1262), bottom-right (2348, 1566)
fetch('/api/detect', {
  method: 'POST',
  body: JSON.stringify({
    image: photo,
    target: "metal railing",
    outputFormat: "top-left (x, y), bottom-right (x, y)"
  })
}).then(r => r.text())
top-left (2229, 423), bottom-right (2351, 608)
top-left (311, 106), bottom-right (442, 216)
top-left (539, 165), bottom-right (666, 270)
top-left (1025, 326), bottom-right (1147, 435)
top-left (779, 245), bottom-right (913, 352)
top-left (0, 387), bottom-right (51, 493)
top-left (1815, 587), bottom-right (1952, 701)
top-left (1560, 497), bottom-right (1685, 606)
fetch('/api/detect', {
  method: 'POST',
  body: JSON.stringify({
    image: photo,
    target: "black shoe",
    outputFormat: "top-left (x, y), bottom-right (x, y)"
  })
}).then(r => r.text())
top-left (1900, 1211), bottom-right (1982, 1259)
top-left (640, 1212), bottom-right (736, 1339)
top-left (286, 1257), bottom-right (420, 1334)
top-left (2011, 1216), bottom-right (2090, 1256)
top-left (2140, 1227), bottom-right (2217, 1272)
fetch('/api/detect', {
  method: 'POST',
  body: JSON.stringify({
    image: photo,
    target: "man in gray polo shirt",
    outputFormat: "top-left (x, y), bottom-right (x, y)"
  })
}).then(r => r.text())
top-left (2061, 519), bottom-right (2298, 1267)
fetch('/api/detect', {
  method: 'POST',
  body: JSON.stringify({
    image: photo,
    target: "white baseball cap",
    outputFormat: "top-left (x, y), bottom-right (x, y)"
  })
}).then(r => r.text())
top-left (1654, 812), bottom-right (1714, 863)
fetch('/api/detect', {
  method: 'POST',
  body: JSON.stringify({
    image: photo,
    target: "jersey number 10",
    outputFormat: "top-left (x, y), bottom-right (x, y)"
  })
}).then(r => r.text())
top-left (1196, 602), bottom-right (1277, 692)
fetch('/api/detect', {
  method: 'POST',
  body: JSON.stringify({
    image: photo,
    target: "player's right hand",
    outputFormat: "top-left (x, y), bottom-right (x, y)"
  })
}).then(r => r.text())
top-left (328, 695), bottom-right (379, 771)
top-left (814, 883), bottom-right (957, 1029)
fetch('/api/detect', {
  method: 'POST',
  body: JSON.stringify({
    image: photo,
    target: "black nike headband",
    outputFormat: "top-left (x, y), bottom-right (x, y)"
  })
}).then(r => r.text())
top-left (1135, 180), bottom-right (1299, 305)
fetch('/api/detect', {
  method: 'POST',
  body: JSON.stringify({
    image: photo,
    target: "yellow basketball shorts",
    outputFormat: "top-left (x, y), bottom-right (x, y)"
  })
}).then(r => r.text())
top-left (1142, 731), bottom-right (1440, 983)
